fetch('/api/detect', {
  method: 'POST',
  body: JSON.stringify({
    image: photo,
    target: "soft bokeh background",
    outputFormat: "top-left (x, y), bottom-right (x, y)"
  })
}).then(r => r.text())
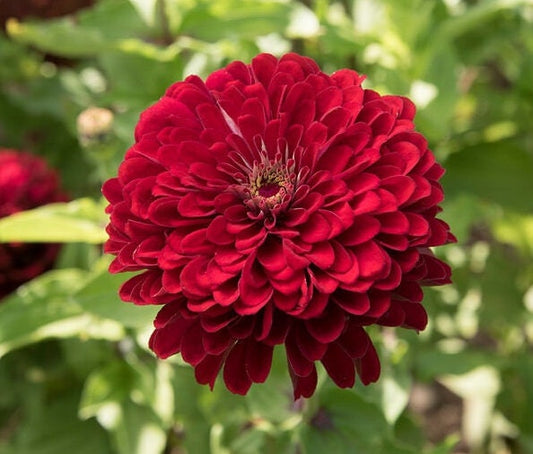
top-left (1, 0), bottom-right (532, 453)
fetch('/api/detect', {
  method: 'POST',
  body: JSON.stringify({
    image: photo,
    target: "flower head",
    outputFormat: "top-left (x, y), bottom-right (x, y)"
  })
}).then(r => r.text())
top-left (103, 53), bottom-right (454, 398)
top-left (0, 149), bottom-right (66, 299)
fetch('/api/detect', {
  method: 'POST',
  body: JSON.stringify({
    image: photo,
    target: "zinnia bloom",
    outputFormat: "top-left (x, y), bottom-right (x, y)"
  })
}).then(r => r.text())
top-left (0, 149), bottom-right (66, 299)
top-left (103, 53), bottom-right (454, 398)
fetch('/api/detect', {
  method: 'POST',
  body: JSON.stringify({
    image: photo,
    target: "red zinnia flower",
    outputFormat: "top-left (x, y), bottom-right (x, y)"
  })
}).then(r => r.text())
top-left (0, 149), bottom-right (67, 299)
top-left (103, 53), bottom-right (454, 398)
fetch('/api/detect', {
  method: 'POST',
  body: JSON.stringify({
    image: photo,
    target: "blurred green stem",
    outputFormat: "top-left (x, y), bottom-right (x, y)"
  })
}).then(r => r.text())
top-left (156, 0), bottom-right (173, 45)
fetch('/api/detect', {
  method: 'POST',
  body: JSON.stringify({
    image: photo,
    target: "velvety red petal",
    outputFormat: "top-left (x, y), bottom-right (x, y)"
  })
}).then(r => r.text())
top-left (305, 305), bottom-right (346, 343)
top-left (245, 341), bottom-right (273, 383)
top-left (286, 332), bottom-right (315, 377)
top-left (289, 364), bottom-right (318, 400)
top-left (195, 354), bottom-right (225, 390)
top-left (356, 341), bottom-right (381, 385)
top-left (321, 343), bottom-right (356, 388)
top-left (223, 342), bottom-right (253, 395)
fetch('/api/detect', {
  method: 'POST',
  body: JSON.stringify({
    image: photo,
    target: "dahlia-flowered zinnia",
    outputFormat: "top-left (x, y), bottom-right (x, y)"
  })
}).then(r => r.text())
top-left (103, 53), bottom-right (454, 398)
top-left (0, 149), bottom-right (66, 299)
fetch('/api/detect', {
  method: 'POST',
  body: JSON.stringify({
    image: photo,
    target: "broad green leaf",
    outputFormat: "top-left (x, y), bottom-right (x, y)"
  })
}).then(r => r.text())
top-left (0, 198), bottom-right (107, 244)
top-left (170, 365), bottom-right (212, 454)
top-left (129, 0), bottom-right (158, 26)
top-left (414, 349), bottom-right (495, 382)
top-left (9, 391), bottom-right (113, 454)
top-left (492, 214), bottom-right (533, 257)
top-left (98, 47), bottom-right (183, 107)
top-left (228, 427), bottom-right (267, 454)
top-left (107, 401), bottom-right (167, 454)
top-left (6, 17), bottom-right (109, 58)
top-left (79, 362), bottom-right (136, 420)
top-left (179, 0), bottom-right (292, 41)
top-left (6, 0), bottom-right (149, 57)
top-left (0, 269), bottom-right (123, 358)
top-left (498, 352), bottom-right (533, 440)
top-left (381, 374), bottom-right (410, 425)
top-left (80, 360), bottom-right (168, 454)
top-left (299, 388), bottom-right (390, 454)
top-left (415, 43), bottom-right (459, 141)
top-left (74, 259), bottom-right (158, 329)
top-left (441, 139), bottom-right (533, 213)
top-left (436, 0), bottom-right (532, 42)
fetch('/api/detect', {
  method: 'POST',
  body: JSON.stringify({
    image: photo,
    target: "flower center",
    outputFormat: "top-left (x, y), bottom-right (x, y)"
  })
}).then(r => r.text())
top-left (236, 153), bottom-right (296, 215)
top-left (248, 166), bottom-right (292, 210)
top-left (257, 182), bottom-right (281, 198)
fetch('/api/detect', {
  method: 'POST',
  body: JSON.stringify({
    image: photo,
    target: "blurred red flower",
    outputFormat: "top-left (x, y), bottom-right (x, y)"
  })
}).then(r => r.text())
top-left (103, 53), bottom-right (455, 398)
top-left (0, 149), bottom-right (67, 299)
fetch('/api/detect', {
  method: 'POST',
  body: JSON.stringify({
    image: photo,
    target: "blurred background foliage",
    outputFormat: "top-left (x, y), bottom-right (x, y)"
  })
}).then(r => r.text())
top-left (0, 0), bottom-right (532, 453)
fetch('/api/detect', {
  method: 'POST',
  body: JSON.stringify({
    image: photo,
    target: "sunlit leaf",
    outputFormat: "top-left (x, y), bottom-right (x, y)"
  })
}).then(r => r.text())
top-left (0, 198), bottom-right (107, 244)
top-left (0, 269), bottom-right (125, 358)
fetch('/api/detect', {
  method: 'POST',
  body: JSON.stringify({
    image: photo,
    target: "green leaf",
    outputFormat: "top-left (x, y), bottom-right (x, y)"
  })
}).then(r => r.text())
top-left (80, 360), bottom-right (168, 454)
top-left (6, 0), bottom-right (149, 57)
top-left (492, 213), bottom-right (533, 257)
top-left (381, 373), bottom-right (411, 425)
top-left (6, 17), bottom-right (110, 58)
top-left (179, 0), bottom-right (292, 41)
top-left (74, 258), bottom-right (158, 329)
top-left (442, 139), bottom-right (533, 213)
top-left (107, 401), bottom-right (167, 454)
top-left (10, 391), bottom-right (113, 454)
top-left (79, 362), bottom-right (136, 420)
top-left (128, 0), bottom-right (158, 26)
top-left (299, 388), bottom-right (390, 454)
top-left (0, 198), bottom-right (108, 244)
top-left (0, 269), bottom-right (124, 358)
top-left (414, 349), bottom-right (495, 382)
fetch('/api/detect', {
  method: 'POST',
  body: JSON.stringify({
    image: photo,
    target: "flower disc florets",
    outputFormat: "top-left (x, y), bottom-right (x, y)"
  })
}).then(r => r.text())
top-left (0, 149), bottom-right (66, 299)
top-left (103, 53), bottom-right (455, 398)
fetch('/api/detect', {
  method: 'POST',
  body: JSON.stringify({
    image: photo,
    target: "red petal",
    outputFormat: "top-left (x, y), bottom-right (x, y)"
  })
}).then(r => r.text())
top-left (181, 322), bottom-right (208, 366)
top-left (286, 332), bottom-right (314, 377)
top-left (356, 342), bottom-right (381, 385)
top-left (300, 211), bottom-right (331, 243)
top-left (338, 324), bottom-right (370, 359)
top-left (289, 364), bottom-right (318, 399)
top-left (195, 354), bottom-right (224, 390)
top-left (294, 324), bottom-right (327, 361)
top-left (150, 315), bottom-right (191, 359)
top-left (305, 305), bottom-right (346, 343)
top-left (178, 192), bottom-right (215, 217)
top-left (206, 216), bottom-right (234, 245)
top-left (223, 342), bottom-right (253, 395)
top-left (321, 343), bottom-right (355, 389)
top-left (378, 212), bottom-right (409, 235)
top-left (334, 291), bottom-right (370, 316)
top-left (257, 239), bottom-right (287, 272)
top-left (380, 175), bottom-right (415, 206)
top-left (306, 241), bottom-right (335, 268)
top-left (245, 341), bottom-right (273, 383)
top-left (213, 278), bottom-right (240, 306)
top-left (365, 292), bottom-right (391, 318)
top-left (202, 330), bottom-right (232, 355)
top-left (401, 301), bottom-right (428, 331)
top-left (354, 241), bottom-right (389, 279)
